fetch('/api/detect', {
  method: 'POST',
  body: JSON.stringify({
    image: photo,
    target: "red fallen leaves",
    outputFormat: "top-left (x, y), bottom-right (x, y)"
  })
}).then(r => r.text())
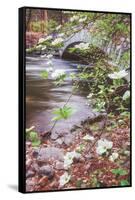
top-left (26, 117), bottom-right (130, 191)
top-left (111, 129), bottom-right (130, 148)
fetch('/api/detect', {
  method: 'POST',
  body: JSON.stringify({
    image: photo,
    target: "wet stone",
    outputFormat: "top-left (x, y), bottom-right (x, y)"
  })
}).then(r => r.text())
top-left (64, 134), bottom-right (74, 146)
top-left (51, 132), bottom-right (58, 140)
top-left (38, 165), bottom-right (54, 179)
top-left (32, 148), bottom-right (39, 158)
top-left (26, 170), bottom-right (35, 178)
top-left (55, 138), bottom-right (64, 145)
top-left (37, 147), bottom-right (64, 162)
top-left (55, 161), bottom-right (64, 170)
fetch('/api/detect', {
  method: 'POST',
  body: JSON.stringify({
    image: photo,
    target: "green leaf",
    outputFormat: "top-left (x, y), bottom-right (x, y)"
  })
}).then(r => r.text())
top-left (40, 70), bottom-right (48, 79)
top-left (29, 131), bottom-right (38, 141)
top-left (112, 168), bottom-right (128, 176)
top-left (120, 180), bottom-right (129, 186)
top-left (76, 179), bottom-right (82, 188)
top-left (52, 106), bottom-right (75, 121)
top-left (31, 139), bottom-right (41, 147)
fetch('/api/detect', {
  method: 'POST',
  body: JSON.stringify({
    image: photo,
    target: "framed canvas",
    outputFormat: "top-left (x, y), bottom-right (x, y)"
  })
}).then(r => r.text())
top-left (19, 7), bottom-right (132, 193)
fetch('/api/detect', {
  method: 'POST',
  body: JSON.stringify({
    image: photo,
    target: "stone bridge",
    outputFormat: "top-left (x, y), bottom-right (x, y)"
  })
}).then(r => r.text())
top-left (59, 28), bottom-right (91, 57)
top-left (58, 28), bottom-right (130, 82)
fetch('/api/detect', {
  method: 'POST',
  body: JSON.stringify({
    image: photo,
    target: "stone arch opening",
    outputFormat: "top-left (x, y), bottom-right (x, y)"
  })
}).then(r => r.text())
top-left (61, 41), bottom-right (85, 61)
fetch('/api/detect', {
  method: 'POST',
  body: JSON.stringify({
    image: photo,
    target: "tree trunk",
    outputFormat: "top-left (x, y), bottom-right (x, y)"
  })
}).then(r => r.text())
top-left (26, 9), bottom-right (32, 32)
top-left (41, 10), bottom-right (48, 33)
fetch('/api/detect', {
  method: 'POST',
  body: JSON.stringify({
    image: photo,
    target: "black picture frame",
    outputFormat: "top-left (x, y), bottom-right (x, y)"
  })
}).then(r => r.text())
top-left (19, 6), bottom-right (132, 193)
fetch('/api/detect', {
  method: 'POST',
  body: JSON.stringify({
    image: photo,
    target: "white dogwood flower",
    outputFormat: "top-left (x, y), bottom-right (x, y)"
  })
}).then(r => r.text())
top-left (108, 70), bottom-right (128, 79)
top-left (46, 67), bottom-right (53, 72)
top-left (70, 15), bottom-right (79, 22)
top-left (96, 145), bottom-right (107, 155)
top-left (83, 134), bottom-right (94, 141)
top-left (96, 139), bottom-right (113, 155)
top-left (46, 54), bottom-right (53, 59)
top-left (38, 38), bottom-right (45, 43)
top-left (40, 54), bottom-right (46, 58)
top-left (109, 152), bottom-right (119, 162)
top-left (64, 151), bottom-right (81, 169)
top-left (87, 93), bottom-right (93, 99)
top-left (52, 38), bottom-right (64, 46)
top-left (42, 46), bottom-right (46, 50)
top-left (46, 60), bottom-right (53, 66)
top-left (75, 42), bottom-right (90, 50)
top-left (44, 35), bottom-right (53, 41)
top-left (58, 33), bottom-right (65, 37)
top-left (59, 172), bottom-right (71, 187)
top-left (51, 69), bottom-right (65, 79)
top-left (56, 25), bottom-right (62, 30)
top-left (36, 45), bottom-right (42, 49)
top-left (79, 16), bottom-right (87, 22)
top-left (123, 90), bottom-right (130, 100)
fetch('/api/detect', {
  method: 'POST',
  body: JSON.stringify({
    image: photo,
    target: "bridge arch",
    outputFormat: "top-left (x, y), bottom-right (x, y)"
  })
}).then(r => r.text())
top-left (60, 29), bottom-right (91, 58)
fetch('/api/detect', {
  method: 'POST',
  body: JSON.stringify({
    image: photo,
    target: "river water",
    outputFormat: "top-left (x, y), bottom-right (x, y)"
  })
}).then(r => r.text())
top-left (26, 56), bottom-right (94, 134)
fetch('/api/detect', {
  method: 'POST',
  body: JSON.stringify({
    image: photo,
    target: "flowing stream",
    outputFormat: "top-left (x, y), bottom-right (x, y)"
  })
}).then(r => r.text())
top-left (26, 56), bottom-right (94, 134)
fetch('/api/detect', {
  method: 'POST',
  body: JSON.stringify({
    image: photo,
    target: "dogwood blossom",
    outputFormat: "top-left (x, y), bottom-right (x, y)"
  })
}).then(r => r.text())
top-left (79, 16), bottom-right (87, 22)
top-left (56, 24), bottom-right (62, 30)
top-left (123, 90), bottom-right (130, 100)
top-left (40, 54), bottom-right (46, 58)
top-left (109, 152), bottom-right (119, 162)
top-left (46, 54), bottom-right (53, 59)
top-left (46, 67), bottom-right (53, 72)
top-left (44, 35), bottom-right (53, 41)
top-left (74, 42), bottom-right (90, 50)
top-left (36, 45), bottom-right (42, 49)
top-left (64, 151), bottom-right (81, 169)
top-left (108, 70), bottom-right (128, 79)
top-left (52, 38), bottom-right (64, 46)
top-left (70, 15), bottom-right (79, 22)
top-left (87, 93), bottom-right (93, 98)
top-left (96, 139), bottom-right (113, 155)
top-left (59, 172), bottom-right (71, 187)
top-left (51, 69), bottom-right (65, 79)
top-left (58, 33), bottom-right (65, 37)
top-left (38, 38), bottom-right (45, 43)
top-left (42, 46), bottom-right (46, 50)
top-left (83, 134), bottom-right (94, 141)
top-left (46, 60), bottom-right (53, 66)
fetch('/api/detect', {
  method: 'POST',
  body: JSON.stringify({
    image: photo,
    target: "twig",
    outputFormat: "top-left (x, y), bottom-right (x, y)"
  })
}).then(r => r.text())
top-left (49, 92), bottom-right (73, 132)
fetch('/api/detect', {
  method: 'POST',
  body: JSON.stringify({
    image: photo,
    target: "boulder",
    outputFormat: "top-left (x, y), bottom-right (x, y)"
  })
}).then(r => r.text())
top-left (37, 147), bottom-right (64, 162)
top-left (38, 165), bottom-right (54, 179)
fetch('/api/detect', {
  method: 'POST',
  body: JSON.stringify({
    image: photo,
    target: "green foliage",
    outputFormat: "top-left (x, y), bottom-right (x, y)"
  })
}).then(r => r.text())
top-left (120, 111), bottom-right (130, 119)
top-left (52, 106), bottom-right (75, 121)
top-left (112, 168), bottom-right (128, 176)
top-left (26, 129), bottom-right (41, 147)
top-left (93, 100), bottom-right (106, 112)
top-left (76, 179), bottom-right (83, 188)
top-left (69, 44), bottom-right (109, 64)
top-left (54, 73), bottom-right (67, 85)
top-left (30, 21), bottom-right (45, 32)
top-left (91, 176), bottom-right (101, 187)
top-left (120, 179), bottom-right (129, 186)
top-left (119, 51), bottom-right (130, 67)
top-left (47, 19), bottom-right (58, 34)
top-left (40, 70), bottom-right (49, 79)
